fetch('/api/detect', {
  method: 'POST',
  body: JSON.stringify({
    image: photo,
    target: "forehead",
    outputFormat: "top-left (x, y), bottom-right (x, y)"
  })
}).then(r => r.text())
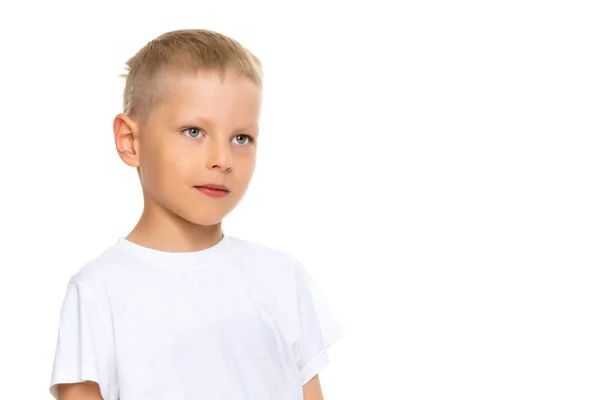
top-left (151, 68), bottom-right (262, 126)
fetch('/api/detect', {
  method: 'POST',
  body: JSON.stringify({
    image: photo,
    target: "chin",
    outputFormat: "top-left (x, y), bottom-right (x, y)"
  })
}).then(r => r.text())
top-left (179, 207), bottom-right (235, 227)
top-left (185, 215), bottom-right (226, 227)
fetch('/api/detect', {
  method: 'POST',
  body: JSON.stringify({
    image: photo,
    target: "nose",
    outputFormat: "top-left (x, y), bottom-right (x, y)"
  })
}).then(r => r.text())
top-left (205, 139), bottom-right (233, 171)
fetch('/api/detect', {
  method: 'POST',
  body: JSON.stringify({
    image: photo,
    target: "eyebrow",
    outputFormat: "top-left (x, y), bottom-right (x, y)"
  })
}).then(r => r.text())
top-left (237, 123), bottom-right (260, 135)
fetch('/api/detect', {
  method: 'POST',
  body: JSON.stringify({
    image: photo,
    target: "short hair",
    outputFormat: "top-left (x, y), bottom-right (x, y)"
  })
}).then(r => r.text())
top-left (121, 29), bottom-right (263, 124)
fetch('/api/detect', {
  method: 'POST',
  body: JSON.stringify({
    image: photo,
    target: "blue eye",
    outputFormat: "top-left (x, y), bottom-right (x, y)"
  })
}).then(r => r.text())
top-left (233, 134), bottom-right (252, 145)
top-left (184, 128), bottom-right (202, 138)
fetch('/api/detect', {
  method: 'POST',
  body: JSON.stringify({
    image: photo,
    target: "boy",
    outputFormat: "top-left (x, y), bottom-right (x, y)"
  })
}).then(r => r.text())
top-left (48, 29), bottom-right (344, 400)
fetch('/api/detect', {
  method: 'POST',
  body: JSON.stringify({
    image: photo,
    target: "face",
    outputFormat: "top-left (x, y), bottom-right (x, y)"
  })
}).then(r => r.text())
top-left (120, 69), bottom-right (261, 226)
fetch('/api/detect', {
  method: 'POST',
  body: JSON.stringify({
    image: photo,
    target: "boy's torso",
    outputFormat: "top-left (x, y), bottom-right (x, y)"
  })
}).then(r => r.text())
top-left (75, 236), bottom-right (304, 400)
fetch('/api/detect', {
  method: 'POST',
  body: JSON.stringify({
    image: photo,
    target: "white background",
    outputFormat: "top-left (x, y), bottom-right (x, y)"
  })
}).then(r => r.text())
top-left (0, 0), bottom-right (599, 399)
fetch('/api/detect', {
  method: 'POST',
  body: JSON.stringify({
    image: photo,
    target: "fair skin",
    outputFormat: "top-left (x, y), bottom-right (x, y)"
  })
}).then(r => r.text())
top-left (304, 375), bottom-right (325, 400)
top-left (57, 68), bottom-right (325, 399)
top-left (118, 68), bottom-right (260, 252)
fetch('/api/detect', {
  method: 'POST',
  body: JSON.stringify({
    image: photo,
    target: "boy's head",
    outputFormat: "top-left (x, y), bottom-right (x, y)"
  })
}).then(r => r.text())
top-left (113, 29), bottom-right (263, 227)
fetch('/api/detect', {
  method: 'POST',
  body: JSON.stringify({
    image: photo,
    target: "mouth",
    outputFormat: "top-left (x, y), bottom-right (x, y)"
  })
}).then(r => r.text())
top-left (194, 184), bottom-right (230, 198)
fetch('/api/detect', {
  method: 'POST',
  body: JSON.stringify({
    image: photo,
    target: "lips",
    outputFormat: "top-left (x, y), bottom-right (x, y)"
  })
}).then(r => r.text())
top-left (194, 184), bottom-right (230, 198)
top-left (196, 184), bottom-right (229, 192)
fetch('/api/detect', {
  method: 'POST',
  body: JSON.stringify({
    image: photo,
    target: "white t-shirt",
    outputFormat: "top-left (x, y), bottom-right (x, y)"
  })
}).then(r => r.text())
top-left (49, 234), bottom-right (344, 400)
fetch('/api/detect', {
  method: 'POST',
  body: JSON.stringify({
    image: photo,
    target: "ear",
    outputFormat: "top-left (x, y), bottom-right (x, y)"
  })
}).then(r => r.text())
top-left (113, 113), bottom-right (140, 168)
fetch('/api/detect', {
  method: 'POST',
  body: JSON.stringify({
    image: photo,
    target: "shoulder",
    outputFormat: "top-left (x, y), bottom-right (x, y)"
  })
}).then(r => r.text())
top-left (227, 235), bottom-right (302, 270)
top-left (67, 244), bottom-right (133, 297)
top-left (226, 235), bottom-right (309, 288)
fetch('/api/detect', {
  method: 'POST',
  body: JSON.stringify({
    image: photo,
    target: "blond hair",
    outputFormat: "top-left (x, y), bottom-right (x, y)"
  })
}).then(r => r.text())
top-left (121, 29), bottom-right (262, 124)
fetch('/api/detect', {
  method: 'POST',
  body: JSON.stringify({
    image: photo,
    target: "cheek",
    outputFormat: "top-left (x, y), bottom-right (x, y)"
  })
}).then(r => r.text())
top-left (234, 152), bottom-right (256, 182)
top-left (140, 139), bottom-right (194, 187)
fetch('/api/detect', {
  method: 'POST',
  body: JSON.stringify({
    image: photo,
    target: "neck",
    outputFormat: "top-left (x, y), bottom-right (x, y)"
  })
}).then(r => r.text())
top-left (126, 197), bottom-right (223, 253)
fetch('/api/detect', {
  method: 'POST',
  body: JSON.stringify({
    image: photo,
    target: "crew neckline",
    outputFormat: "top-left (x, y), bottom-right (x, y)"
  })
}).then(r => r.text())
top-left (113, 233), bottom-right (234, 270)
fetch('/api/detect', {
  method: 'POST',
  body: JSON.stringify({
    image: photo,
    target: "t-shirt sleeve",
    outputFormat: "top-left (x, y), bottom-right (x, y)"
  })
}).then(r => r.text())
top-left (49, 280), bottom-right (116, 400)
top-left (291, 259), bottom-right (345, 386)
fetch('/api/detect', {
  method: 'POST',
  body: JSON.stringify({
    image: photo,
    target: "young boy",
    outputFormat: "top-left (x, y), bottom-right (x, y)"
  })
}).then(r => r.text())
top-left (48, 29), bottom-right (344, 400)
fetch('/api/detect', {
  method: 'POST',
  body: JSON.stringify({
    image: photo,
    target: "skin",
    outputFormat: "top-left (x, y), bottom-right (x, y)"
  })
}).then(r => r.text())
top-left (57, 382), bottom-right (102, 400)
top-left (116, 68), bottom-right (260, 252)
top-left (303, 375), bottom-right (325, 400)
top-left (57, 68), bottom-right (324, 399)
